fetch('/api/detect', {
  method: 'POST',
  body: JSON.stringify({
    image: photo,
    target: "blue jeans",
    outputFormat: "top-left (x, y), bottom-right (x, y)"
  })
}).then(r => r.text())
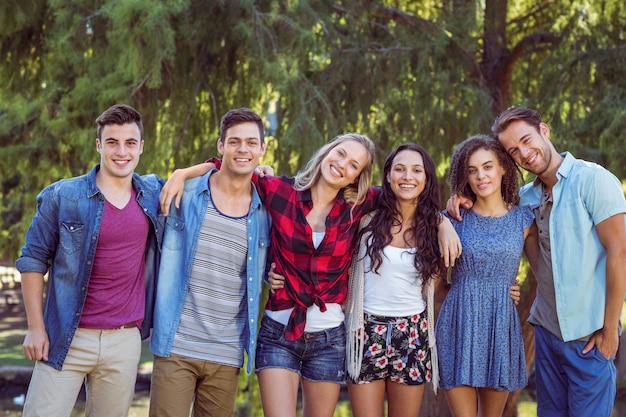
top-left (535, 325), bottom-right (616, 417)
top-left (255, 315), bottom-right (346, 383)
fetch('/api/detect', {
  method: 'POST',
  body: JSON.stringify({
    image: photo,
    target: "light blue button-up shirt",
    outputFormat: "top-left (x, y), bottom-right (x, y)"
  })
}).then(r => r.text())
top-left (150, 170), bottom-right (271, 374)
top-left (520, 152), bottom-right (626, 341)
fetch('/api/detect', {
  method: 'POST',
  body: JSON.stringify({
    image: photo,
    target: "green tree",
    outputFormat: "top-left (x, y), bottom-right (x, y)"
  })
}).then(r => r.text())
top-left (1, 1), bottom-right (624, 414)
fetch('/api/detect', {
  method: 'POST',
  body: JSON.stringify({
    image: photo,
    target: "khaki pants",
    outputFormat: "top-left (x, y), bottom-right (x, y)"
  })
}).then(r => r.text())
top-left (22, 327), bottom-right (141, 417)
top-left (149, 354), bottom-right (240, 417)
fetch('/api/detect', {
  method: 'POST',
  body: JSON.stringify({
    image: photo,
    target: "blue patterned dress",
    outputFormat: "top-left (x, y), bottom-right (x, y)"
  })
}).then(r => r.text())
top-left (436, 206), bottom-right (534, 391)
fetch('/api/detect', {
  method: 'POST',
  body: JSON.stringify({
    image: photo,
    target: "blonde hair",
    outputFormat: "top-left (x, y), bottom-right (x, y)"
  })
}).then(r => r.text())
top-left (294, 133), bottom-right (375, 205)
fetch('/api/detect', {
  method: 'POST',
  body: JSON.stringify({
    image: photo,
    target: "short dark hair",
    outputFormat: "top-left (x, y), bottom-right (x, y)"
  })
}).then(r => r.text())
top-left (95, 104), bottom-right (143, 140)
top-left (219, 108), bottom-right (265, 145)
top-left (491, 107), bottom-right (543, 140)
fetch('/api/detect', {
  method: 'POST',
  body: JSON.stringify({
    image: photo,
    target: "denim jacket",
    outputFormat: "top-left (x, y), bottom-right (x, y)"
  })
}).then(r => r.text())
top-left (150, 170), bottom-right (271, 374)
top-left (15, 165), bottom-right (163, 370)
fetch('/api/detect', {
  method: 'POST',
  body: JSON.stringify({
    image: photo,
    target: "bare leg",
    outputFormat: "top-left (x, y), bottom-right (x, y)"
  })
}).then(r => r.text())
top-left (347, 380), bottom-right (386, 417)
top-left (257, 368), bottom-right (301, 417)
top-left (386, 381), bottom-right (425, 417)
top-left (477, 388), bottom-right (509, 417)
top-left (444, 386), bottom-right (478, 417)
top-left (301, 378), bottom-right (341, 417)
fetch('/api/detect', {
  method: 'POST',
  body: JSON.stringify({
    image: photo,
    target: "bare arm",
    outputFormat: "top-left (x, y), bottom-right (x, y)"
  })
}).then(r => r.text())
top-left (583, 213), bottom-right (626, 358)
top-left (438, 216), bottom-right (462, 268)
top-left (21, 271), bottom-right (49, 361)
top-left (523, 221), bottom-right (539, 276)
top-left (159, 163), bottom-right (215, 215)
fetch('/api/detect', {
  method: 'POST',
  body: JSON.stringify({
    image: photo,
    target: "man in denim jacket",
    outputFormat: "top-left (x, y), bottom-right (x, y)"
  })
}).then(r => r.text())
top-left (149, 108), bottom-right (271, 417)
top-left (16, 104), bottom-right (164, 417)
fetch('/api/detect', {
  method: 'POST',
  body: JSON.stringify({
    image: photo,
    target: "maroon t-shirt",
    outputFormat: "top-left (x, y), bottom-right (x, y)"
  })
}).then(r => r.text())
top-left (79, 189), bottom-right (149, 329)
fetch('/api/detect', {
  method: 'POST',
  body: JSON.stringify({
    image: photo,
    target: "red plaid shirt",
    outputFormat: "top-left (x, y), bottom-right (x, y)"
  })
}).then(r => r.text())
top-left (258, 175), bottom-right (378, 340)
top-left (208, 157), bottom-right (378, 340)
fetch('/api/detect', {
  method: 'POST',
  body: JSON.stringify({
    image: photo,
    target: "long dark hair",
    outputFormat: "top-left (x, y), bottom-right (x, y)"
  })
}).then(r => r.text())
top-left (359, 143), bottom-right (445, 282)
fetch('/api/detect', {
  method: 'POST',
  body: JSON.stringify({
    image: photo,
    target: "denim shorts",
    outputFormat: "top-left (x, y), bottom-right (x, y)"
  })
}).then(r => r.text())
top-left (255, 315), bottom-right (346, 383)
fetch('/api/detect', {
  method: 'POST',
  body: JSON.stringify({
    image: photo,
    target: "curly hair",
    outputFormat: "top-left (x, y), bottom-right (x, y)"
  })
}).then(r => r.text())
top-left (358, 143), bottom-right (445, 282)
top-left (447, 134), bottom-right (522, 206)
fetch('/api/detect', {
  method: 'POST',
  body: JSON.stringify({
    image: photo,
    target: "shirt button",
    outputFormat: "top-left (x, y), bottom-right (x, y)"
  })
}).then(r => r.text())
top-left (249, 298), bottom-right (254, 302)
top-left (248, 257), bottom-right (252, 261)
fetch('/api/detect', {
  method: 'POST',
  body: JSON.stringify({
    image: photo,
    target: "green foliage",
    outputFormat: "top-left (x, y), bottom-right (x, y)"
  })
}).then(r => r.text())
top-left (0, 0), bottom-right (624, 264)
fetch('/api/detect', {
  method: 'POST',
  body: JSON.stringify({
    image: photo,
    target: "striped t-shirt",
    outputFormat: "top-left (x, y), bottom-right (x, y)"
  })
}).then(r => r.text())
top-left (170, 198), bottom-right (248, 367)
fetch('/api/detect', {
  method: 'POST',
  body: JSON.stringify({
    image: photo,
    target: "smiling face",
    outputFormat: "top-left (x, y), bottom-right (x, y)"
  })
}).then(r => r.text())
top-left (467, 147), bottom-right (506, 200)
top-left (497, 120), bottom-right (556, 177)
top-left (96, 122), bottom-right (143, 181)
top-left (319, 139), bottom-right (369, 189)
top-left (386, 150), bottom-right (427, 204)
top-left (217, 121), bottom-right (266, 178)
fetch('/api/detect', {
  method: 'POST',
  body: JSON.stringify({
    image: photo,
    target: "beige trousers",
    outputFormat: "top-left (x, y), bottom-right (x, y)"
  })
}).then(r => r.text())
top-left (22, 327), bottom-right (141, 417)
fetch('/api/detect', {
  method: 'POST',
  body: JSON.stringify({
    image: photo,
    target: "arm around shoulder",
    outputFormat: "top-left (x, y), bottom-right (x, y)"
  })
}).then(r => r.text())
top-left (160, 162), bottom-right (215, 215)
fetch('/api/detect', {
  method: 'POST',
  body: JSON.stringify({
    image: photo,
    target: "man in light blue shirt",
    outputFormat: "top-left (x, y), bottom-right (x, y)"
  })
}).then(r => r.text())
top-left (149, 108), bottom-right (271, 417)
top-left (492, 107), bottom-right (626, 417)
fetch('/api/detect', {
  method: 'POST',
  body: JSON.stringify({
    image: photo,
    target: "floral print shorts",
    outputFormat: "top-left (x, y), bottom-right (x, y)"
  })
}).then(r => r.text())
top-left (348, 312), bottom-right (431, 385)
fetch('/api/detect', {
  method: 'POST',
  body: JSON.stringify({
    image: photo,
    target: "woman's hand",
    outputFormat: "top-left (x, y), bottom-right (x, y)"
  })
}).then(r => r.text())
top-left (267, 263), bottom-right (285, 293)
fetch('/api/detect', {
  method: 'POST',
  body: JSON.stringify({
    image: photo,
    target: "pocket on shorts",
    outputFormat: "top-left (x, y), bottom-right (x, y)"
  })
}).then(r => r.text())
top-left (258, 319), bottom-right (284, 342)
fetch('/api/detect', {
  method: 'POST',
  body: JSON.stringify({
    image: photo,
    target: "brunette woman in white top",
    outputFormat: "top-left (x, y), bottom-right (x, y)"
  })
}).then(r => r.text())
top-left (343, 143), bottom-right (445, 417)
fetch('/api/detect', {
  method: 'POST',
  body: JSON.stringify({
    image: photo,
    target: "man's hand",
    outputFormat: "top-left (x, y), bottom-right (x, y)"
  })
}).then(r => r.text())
top-left (256, 165), bottom-right (274, 177)
top-left (583, 326), bottom-right (619, 359)
top-left (159, 169), bottom-right (187, 216)
top-left (510, 279), bottom-right (521, 305)
top-left (438, 216), bottom-right (462, 267)
top-left (23, 328), bottom-right (50, 361)
top-left (445, 194), bottom-right (473, 221)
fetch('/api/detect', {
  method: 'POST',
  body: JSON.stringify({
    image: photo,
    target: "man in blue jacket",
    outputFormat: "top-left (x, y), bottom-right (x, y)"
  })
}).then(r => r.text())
top-left (149, 108), bottom-right (271, 417)
top-left (16, 104), bottom-right (164, 417)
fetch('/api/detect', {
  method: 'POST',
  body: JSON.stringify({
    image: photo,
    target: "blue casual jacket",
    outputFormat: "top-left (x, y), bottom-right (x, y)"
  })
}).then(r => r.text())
top-left (150, 170), bottom-right (271, 374)
top-left (15, 165), bottom-right (164, 370)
